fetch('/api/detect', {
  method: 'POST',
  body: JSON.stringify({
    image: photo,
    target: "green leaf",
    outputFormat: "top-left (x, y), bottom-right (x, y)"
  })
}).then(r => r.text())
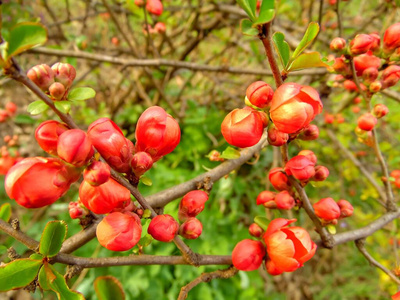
top-left (30, 253), bottom-right (44, 261)
top-left (39, 221), bottom-right (67, 257)
top-left (260, 0), bottom-right (274, 10)
top-left (67, 87), bottom-right (96, 101)
top-left (7, 22), bottom-right (47, 59)
top-left (142, 209), bottom-right (151, 219)
top-left (254, 216), bottom-right (269, 230)
top-left (0, 259), bottom-right (42, 291)
top-left (327, 224), bottom-right (337, 235)
top-left (220, 147), bottom-right (241, 160)
top-left (292, 22), bottom-right (319, 59)
top-left (27, 100), bottom-right (48, 115)
top-left (272, 32), bottom-right (290, 69)
top-left (141, 176), bottom-right (153, 186)
top-left (288, 52), bottom-right (329, 71)
top-left (54, 101), bottom-right (71, 114)
top-left (38, 263), bottom-right (84, 300)
top-left (0, 245), bottom-right (7, 255)
top-left (94, 276), bottom-right (125, 300)
top-left (240, 19), bottom-right (258, 37)
top-left (0, 203), bottom-right (11, 222)
top-left (237, 0), bottom-right (257, 21)
top-left (138, 234), bottom-right (153, 247)
top-left (14, 114), bottom-right (36, 124)
top-left (254, 9), bottom-right (275, 25)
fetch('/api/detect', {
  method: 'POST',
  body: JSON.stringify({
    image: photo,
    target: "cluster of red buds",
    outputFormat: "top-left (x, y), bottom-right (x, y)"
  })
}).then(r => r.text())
top-left (27, 63), bottom-right (76, 101)
top-left (221, 81), bottom-right (322, 149)
top-left (232, 218), bottom-right (317, 275)
top-left (313, 198), bottom-right (354, 225)
top-left (135, 0), bottom-right (163, 16)
top-left (329, 23), bottom-right (400, 95)
top-left (0, 102), bottom-right (17, 123)
top-left (0, 135), bottom-right (22, 175)
top-left (143, 22), bottom-right (166, 35)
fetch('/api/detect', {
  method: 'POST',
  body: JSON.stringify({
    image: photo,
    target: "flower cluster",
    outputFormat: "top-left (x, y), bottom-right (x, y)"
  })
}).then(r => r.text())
top-left (0, 135), bottom-right (22, 175)
top-left (0, 102), bottom-right (17, 123)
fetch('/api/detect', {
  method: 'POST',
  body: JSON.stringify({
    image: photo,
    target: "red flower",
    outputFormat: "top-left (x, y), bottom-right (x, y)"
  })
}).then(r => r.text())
top-left (83, 161), bottom-right (111, 186)
top-left (221, 107), bottom-right (265, 148)
top-left (256, 190), bottom-right (276, 206)
top-left (5, 157), bottom-right (80, 208)
top-left (357, 113), bottom-right (377, 131)
top-left (246, 81), bottom-right (274, 108)
top-left (96, 212), bottom-right (142, 251)
top-left (349, 34), bottom-right (374, 55)
top-left (148, 214), bottom-right (179, 242)
top-left (232, 239), bottom-right (266, 271)
top-left (267, 124), bottom-right (289, 147)
top-left (298, 150), bottom-right (317, 165)
top-left (135, 106), bottom-right (181, 161)
top-left (274, 191), bottom-right (295, 210)
top-left (313, 198), bottom-right (340, 221)
top-left (382, 65), bottom-right (400, 88)
top-left (263, 218), bottom-right (317, 273)
top-left (383, 23), bottom-right (400, 52)
top-left (353, 52), bottom-right (381, 76)
top-left (57, 129), bottom-right (94, 167)
top-left (311, 165), bottom-right (330, 182)
top-left (35, 120), bottom-right (69, 156)
top-left (268, 167), bottom-right (291, 191)
top-left (130, 152), bottom-right (153, 177)
top-left (284, 155), bottom-right (315, 182)
top-left (337, 199), bottom-right (354, 218)
top-left (79, 178), bottom-right (131, 214)
top-left (270, 83), bottom-right (322, 134)
top-left (88, 118), bottom-right (134, 173)
top-left (179, 218), bottom-right (203, 239)
top-left (178, 190), bottom-right (209, 221)
top-left (146, 0), bottom-right (163, 15)
top-left (298, 124), bottom-right (319, 141)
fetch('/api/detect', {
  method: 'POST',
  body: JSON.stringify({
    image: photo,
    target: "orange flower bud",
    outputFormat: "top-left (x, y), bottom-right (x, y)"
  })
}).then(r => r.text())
top-left (354, 52), bottom-right (381, 76)
top-left (270, 83), bottom-right (322, 134)
top-left (284, 156), bottom-right (315, 182)
top-left (274, 191), bottom-right (295, 210)
top-left (79, 178), bottom-right (131, 214)
top-left (313, 198), bottom-right (340, 221)
top-left (369, 81), bottom-right (382, 93)
top-left (0, 155), bottom-right (17, 175)
top-left (263, 218), bottom-right (316, 273)
top-left (135, 106), bottom-right (181, 162)
top-left (27, 64), bottom-right (54, 91)
top-left (267, 124), bottom-right (289, 147)
top-left (179, 217), bottom-right (203, 239)
top-left (221, 107), bottom-right (265, 148)
top-left (48, 82), bottom-right (66, 101)
top-left (330, 37), bottom-right (346, 51)
top-left (357, 113), bottom-right (377, 131)
top-left (148, 214), bottom-right (179, 242)
top-left (154, 22), bottom-right (166, 34)
top-left (373, 104), bottom-right (389, 118)
top-left (350, 34), bottom-right (374, 55)
top-left (130, 152), bottom-right (153, 177)
top-left (337, 199), bottom-right (354, 218)
top-left (265, 259), bottom-right (283, 276)
top-left (51, 62), bottom-right (76, 89)
top-left (68, 201), bottom-right (89, 219)
top-left (269, 167), bottom-right (291, 191)
top-left (383, 23), bottom-right (400, 52)
top-left (57, 129), bottom-right (94, 167)
top-left (146, 0), bottom-right (163, 15)
top-left (96, 212), bottom-right (142, 251)
top-left (382, 65), bottom-right (400, 88)
top-left (35, 120), bottom-right (69, 156)
top-left (298, 124), bottom-right (319, 141)
top-left (5, 102), bottom-right (17, 115)
top-left (246, 81), bottom-right (274, 108)
top-left (362, 67), bottom-right (379, 84)
top-left (5, 157), bottom-right (80, 208)
top-left (249, 223), bottom-right (263, 238)
top-left (343, 80), bottom-right (358, 92)
top-left (256, 190), bottom-right (276, 206)
top-left (311, 165), bottom-right (330, 181)
top-left (83, 161), bottom-right (111, 186)
top-left (331, 56), bottom-right (350, 74)
top-left (232, 239), bottom-right (265, 271)
top-left (178, 190), bottom-right (209, 222)
top-left (298, 150), bottom-right (317, 165)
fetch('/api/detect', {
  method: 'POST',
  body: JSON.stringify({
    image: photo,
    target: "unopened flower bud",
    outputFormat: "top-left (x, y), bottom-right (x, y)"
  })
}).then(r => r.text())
top-left (313, 198), bottom-right (340, 221)
top-left (246, 81), bottom-right (274, 109)
top-left (267, 124), bottom-right (288, 147)
top-left (298, 150), bottom-right (317, 165)
top-left (369, 33), bottom-right (381, 53)
top-left (256, 190), bottom-right (276, 207)
top-left (49, 82), bottom-right (66, 100)
top-left (69, 201), bottom-right (89, 219)
top-left (146, 0), bottom-right (163, 15)
top-left (383, 23), bottom-right (400, 53)
top-left (269, 168), bottom-right (291, 191)
top-left (354, 52), bottom-right (381, 76)
top-left (148, 214), bottom-right (179, 242)
top-left (131, 152), bottom-right (153, 177)
top-left (343, 80), bottom-right (358, 92)
top-left (83, 161), bottom-right (111, 186)
top-left (382, 65), bottom-right (400, 88)
top-left (337, 199), bottom-right (354, 218)
top-left (5, 102), bottom-right (17, 115)
top-left (357, 113), bottom-right (377, 131)
top-left (332, 57), bottom-right (350, 74)
top-left (274, 191), bottom-right (295, 210)
top-left (249, 223), bottom-right (263, 238)
top-left (312, 165), bottom-right (329, 181)
top-left (350, 34), bottom-right (374, 55)
top-left (35, 120), bottom-right (69, 156)
top-left (154, 22), bottom-right (166, 34)
top-left (284, 156), bottom-right (315, 182)
top-left (179, 218), bottom-right (203, 239)
top-left (362, 67), bottom-right (379, 84)
top-left (51, 62), bottom-right (76, 89)
top-left (232, 239), bottom-right (265, 271)
top-left (27, 64), bottom-right (54, 91)
top-left (57, 129), bottom-right (94, 167)
top-left (330, 37), bottom-right (346, 51)
top-left (178, 190), bottom-right (209, 222)
top-left (373, 104), bottom-right (389, 118)
top-left (134, 0), bottom-right (144, 6)
top-left (298, 124), bottom-right (319, 141)
top-left (369, 81), bottom-right (382, 93)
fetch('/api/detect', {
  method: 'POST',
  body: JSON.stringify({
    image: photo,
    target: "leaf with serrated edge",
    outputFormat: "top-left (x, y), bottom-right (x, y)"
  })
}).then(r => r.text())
top-left (67, 87), bottom-right (96, 101)
top-left (237, 0), bottom-right (256, 21)
top-left (7, 22), bottom-right (47, 59)
top-left (39, 221), bottom-right (67, 257)
top-left (288, 52), bottom-right (329, 72)
top-left (272, 32), bottom-right (290, 70)
top-left (94, 276), bottom-right (125, 300)
top-left (0, 259), bottom-right (42, 291)
top-left (0, 203), bottom-right (11, 222)
top-left (292, 22), bottom-right (319, 59)
top-left (27, 100), bottom-right (48, 115)
top-left (240, 19), bottom-right (258, 36)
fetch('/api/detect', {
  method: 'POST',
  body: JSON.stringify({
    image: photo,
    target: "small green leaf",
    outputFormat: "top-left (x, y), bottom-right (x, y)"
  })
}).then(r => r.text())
top-left (142, 209), bottom-right (151, 218)
top-left (7, 22), bottom-right (47, 59)
top-left (39, 221), bottom-right (67, 257)
top-left (14, 114), bottom-right (36, 124)
top-left (254, 9), bottom-right (275, 25)
top-left (67, 87), bottom-right (96, 101)
top-left (0, 245), bottom-right (7, 255)
top-left (254, 216), bottom-right (269, 231)
top-left (240, 19), bottom-right (258, 37)
top-left (141, 176), bottom-right (153, 186)
top-left (0, 259), bottom-right (42, 291)
top-left (288, 52), bottom-right (329, 71)
top-left (0, 203), bottom-right (11, 222)
top-left (30, 253), bottom-right (44, 261)
top-left (27, 100), bottom-right (48, 115)
top-left (237, 0), bottom-right (257, 21)
top-left (272, 32), bottom-right (290, 69)
top-left (260, 0), bottom-right (274, 10)
top-left (138, 234), bottom-right (153, 247)
top-left (54, 101), bottom-right (71, 114)
top-left (38, 263), bottom-right (84, 300)
top-left (292, 22), bottom-right (319, 59)
top-left (220, 147), bottom-right (241, 160)
top-left (94, 276), bottom-right (125, 300)
top-left (327, 224), bottom-right (337, 235)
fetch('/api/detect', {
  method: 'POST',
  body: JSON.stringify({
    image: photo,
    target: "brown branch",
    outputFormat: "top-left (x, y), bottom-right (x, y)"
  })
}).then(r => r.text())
top-left (28, 47), bottom-right (328, 77)
top-left (0, 219), bottom-right (39, 251)
top-left (60, 220), bottom-right (101, 254)
top-left (177, 266), bottom-right (238, 300)
top-left (355, 239), bottom-right (400, 285)
top-left (382, 89), bottom-right (400, 104)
